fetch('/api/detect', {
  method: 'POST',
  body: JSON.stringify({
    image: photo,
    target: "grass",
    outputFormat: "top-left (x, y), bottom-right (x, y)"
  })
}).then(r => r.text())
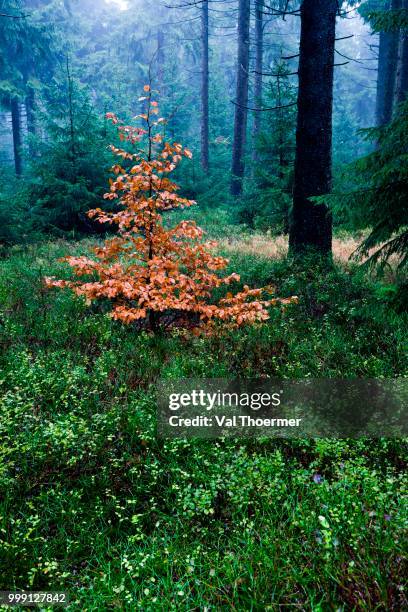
top-left (0, 230), bottom-right (407, 610)
top-left (217, 232), bottom-right (368, 265)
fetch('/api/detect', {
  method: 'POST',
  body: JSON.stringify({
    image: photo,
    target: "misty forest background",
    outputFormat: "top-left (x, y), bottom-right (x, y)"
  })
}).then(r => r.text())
top-left (0, 0), bottom-right (407, 610)
top-left (0, 0), bottom-right (407, 264)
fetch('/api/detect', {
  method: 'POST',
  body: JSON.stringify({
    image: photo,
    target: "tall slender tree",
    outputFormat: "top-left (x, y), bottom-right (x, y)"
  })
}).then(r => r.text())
top-left (201, 0), bottom-right (209, 173)
top-left (396, 0), bottom-right (408, 102)
top-left (25, 84), bottom-right (36, 142)
top-left (157, 28), bottom-right (165, 91)
top-left (231, 0), bottom-right (250, 196)
top-left (375, 0), bottom-right (401, 126)
top-left (252, 0), bottom-right (264, 165)
top-left (11, 97), bottom-right (23, 176)
top-left (289, 0), bottom-right (337, 256)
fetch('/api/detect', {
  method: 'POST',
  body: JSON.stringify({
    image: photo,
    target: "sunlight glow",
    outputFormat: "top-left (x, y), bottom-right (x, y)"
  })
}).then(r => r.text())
top-left (105, 0), bottom-right (129, 10)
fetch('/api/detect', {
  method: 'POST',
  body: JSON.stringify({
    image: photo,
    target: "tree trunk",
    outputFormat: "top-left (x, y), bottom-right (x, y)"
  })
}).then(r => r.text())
top-left (289, 0), bottom-right (337, 256)
top-left (375, 0), bottom-right (401, 126)
top-left (66, 57), bottom-right (76, 163)
top-left (157, 28), bottom-right (165, 92)
top-left (26, 86), bottom-right (36, 156)
top-left (11, 97), bottom-right (23, 177)
top-left (276, 74), bottom-right (290, 235)
top-left (396, 0), bottom-right (408, 103)
top-left (230, 0), bottom-right (250, 196)
top-left (201, 0), bottom-right (209, 173)
top-left (252, 0), bottom-right (263, 166)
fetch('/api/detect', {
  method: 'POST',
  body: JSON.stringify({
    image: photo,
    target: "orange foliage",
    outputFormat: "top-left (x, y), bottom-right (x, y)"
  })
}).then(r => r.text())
top-left (45, 87), bottom-right (297, 333)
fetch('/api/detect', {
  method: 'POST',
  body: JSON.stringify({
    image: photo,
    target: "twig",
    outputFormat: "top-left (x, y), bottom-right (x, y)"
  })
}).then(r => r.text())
top-left (231, 99), bottom-right (297, 112)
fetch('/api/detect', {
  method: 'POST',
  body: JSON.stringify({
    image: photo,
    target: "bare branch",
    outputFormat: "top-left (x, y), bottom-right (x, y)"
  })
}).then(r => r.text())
top-left (253, 69), bottom-right (298, 77)
top-left (0, 12), bottom-right (27, 18)
top-left (281, 53), bottom-right (299, 60)
top-left (231, 99), bottom-right (297, 112)
top-left (335, 49), bottom-right (364, 64)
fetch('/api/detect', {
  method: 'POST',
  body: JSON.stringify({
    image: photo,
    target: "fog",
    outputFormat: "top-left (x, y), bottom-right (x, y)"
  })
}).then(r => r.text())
top-left (0, 1), bottom-right (379, 168)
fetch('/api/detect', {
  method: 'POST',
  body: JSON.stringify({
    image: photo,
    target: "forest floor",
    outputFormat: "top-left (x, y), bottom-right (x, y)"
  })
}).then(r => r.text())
top-left (0, 223), bottom-right (407, 609)
top-left (220, 233), bottom-right (362, 264)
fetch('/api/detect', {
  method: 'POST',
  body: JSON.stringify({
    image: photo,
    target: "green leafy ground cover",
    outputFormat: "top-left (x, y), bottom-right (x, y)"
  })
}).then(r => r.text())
top-left (0, 230), bottom-right (407, 610)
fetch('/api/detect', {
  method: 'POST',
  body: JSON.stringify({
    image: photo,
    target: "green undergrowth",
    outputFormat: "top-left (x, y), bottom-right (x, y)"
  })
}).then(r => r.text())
top-left (0, 238), bottom-right (406, 610)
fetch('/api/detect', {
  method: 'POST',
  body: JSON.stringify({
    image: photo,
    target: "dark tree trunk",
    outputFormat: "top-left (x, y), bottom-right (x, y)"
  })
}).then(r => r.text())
top-left (276, 74), bottom-right (290, 235)
top-left (26, 86), bottom-right (36, 156)
top-left (252, 0), bottom-right (263, 166)
top-left (11, 97), bottom-right (23, 177)
top-left (157, 29), bottom-right (165, 92)
top-left (396, 0), bottom-right (408, 103)
top-left (230, 0), bottom-right (250, 196)
top-left (289, 0), bottom-right (337, 256)
top-left (201, 0), bottom-right (209, 173)
top-left (375, 0), bottom-right (401, 126)
top-left (66, 58), bottom-right (76, 162)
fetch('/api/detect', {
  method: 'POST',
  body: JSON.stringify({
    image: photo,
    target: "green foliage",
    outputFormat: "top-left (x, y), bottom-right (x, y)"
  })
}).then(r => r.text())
top-left (0, 177), bottom-right (39, 248)
top-left (238, 67), bottom-right (296, 232)
top-left (26, 70), bottom-right (114, 236)
top-left (0, 237), bottom-right (406, 607)
top-left (0, 71), bottom-right (115, 245)
top-left (0, 0), bottom-right (57, 102)
top-left (326, 101), bottom-right (408, 270)
top-left (366, 7), bottom-right (408, 32)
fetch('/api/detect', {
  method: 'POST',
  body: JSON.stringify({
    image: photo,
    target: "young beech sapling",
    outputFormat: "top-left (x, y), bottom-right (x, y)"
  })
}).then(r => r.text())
top-left (46, 86), bottom-right (297, 333)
